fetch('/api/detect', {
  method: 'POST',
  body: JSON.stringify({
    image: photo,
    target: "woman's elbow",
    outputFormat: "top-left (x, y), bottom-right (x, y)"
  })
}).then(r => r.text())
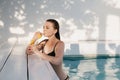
top-left (51, 59), bottom-right (62, 65)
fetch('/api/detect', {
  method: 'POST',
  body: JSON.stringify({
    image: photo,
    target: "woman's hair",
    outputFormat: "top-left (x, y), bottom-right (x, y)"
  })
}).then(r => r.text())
top-left (46, 19), bottom-right (60, 40)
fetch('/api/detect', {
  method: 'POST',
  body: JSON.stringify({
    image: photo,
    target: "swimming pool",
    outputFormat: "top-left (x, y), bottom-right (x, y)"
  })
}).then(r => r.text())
top-left (63, 57), bottom-right (120, 80)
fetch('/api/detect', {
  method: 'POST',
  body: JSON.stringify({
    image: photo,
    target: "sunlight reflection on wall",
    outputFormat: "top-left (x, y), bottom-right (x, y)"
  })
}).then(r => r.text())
top-left (103, 0), bottom-right (120, 9)
top-left (0, 0), bottom-right (120, 55)
top-left (0, 20), bottom-right (4, 28)
top-left (106, 15), bottom-right (120, 40)
top-left (9, 27), bottom-right (25, 34)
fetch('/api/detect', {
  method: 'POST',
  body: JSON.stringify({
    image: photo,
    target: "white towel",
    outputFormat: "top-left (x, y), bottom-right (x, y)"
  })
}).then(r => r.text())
top-left (34, 35), bottom-right (48, 45)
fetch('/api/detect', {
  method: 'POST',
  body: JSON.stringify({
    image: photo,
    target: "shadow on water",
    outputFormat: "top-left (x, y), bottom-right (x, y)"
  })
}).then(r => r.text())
top-left (96, 43), bottom-right (120, 80)
top-left (96, 59), bottom-right (106, 80)
top-left (63, 59), bottom-right (80, 77)
top-left (115, 45), bottom-right (120, 79)
top-left (63, 42), bottom-right (120, 79)
top-left (96, 43), bottom-right (107, 80)
top-left (63, 43), bottom-right (82, 78)
top-left (115, 57), bottom-right (120, 79)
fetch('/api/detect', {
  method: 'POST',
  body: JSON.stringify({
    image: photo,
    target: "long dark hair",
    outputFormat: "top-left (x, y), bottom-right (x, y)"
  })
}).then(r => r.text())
top-left (46, 19), bottom-right (60, 40)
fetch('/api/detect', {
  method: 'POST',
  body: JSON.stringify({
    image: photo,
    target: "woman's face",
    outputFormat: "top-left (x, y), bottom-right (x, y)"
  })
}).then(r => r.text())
top-left (43, 21), bottom-right (57, 37)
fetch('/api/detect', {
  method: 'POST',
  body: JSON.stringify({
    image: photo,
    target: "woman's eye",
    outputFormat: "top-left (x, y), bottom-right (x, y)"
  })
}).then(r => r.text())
top-left (46, 26), bottom-right (49, 29)
top-left (43, 26), bottom-right (45, 29)
top-left (43, 26), bottom-right (49, 29)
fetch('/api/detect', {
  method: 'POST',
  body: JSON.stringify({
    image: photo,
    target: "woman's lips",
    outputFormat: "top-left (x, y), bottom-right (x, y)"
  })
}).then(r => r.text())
top-left (43, 32), bottom-right (47, 35)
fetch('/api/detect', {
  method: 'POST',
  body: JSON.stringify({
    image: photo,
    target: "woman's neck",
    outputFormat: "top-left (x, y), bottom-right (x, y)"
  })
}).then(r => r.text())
top-left (48, 35), bottom-right (57, 42)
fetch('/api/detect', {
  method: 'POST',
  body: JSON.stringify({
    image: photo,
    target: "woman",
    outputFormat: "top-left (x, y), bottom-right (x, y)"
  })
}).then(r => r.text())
top-left (26, 19), bottom-right (69, 80)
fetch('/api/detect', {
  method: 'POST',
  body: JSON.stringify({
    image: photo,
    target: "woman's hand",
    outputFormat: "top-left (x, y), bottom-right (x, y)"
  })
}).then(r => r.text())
top-left (26, 45), bottom-right (34, 55)
top-left (26, 44), bottom-right (45, 59)
top-left (32, 45), bottom-right (39, 53)
top-left (32, 46), bottom-right (45, 58)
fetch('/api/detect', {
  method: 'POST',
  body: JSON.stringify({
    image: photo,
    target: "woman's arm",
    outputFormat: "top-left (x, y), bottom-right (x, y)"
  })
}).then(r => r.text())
top-left (33, 41), bottom-right (65, 65)
top-left (26, 31), bottom-right (42, 55)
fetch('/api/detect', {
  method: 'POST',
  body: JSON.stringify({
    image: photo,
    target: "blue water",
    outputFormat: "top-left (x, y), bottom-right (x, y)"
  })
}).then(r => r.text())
top-left (63, 57), bottom-right (120, 80)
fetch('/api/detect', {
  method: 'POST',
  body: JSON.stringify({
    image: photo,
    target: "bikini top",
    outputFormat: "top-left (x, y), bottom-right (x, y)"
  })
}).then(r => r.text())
top-left (42, 40), bottom-right (59, 56)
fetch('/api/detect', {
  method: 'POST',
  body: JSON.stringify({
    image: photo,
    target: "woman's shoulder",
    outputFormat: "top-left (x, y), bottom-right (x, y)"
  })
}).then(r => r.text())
top-left (57, 40), bottom-right (64, 47)
top-left (55, 40), bottom-right (65, 52)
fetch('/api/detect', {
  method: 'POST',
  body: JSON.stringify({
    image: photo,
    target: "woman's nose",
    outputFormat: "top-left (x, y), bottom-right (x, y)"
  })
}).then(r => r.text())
top-left (43, 29), bottom-right (46, 33)
top-left (43, 29), bottom-right (46, 34)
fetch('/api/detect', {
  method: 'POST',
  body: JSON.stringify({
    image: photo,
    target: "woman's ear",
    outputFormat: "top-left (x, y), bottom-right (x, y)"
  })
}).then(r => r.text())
top-left (54, 29), bottom-right (57, 34)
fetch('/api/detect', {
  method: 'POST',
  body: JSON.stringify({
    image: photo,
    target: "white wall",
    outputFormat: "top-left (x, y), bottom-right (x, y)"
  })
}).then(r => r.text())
top-left (0, 0), bottom-right (120, 56)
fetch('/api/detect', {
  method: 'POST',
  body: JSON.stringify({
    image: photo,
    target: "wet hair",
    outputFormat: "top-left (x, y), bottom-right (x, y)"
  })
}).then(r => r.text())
top-left (46, 19), bottom-right (60, 40)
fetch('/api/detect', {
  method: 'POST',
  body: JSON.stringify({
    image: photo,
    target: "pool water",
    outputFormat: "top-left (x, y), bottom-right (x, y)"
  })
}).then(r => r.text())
top-left (63, 57), bottom-right (120, 80)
